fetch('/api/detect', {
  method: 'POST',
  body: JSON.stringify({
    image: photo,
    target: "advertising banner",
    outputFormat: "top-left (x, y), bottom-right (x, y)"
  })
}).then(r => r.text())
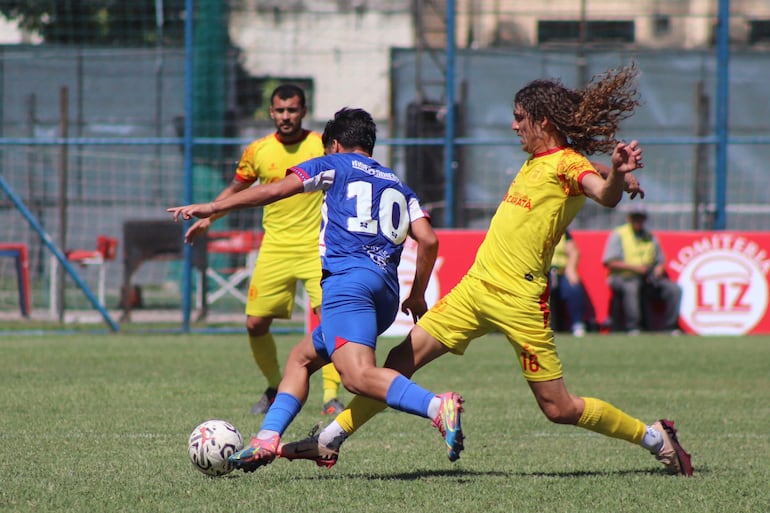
top-left (309, 230), bottom-right (770, 336)
top-left (573, 230), bottom-right (770, 336)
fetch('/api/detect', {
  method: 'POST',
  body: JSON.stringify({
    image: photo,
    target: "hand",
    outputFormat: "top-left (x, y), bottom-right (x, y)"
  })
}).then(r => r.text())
top-left (612, 140), bottom-right (644, 174)
top-left (184, 218), bottom-right (212, 244)
top-left (623, 173), bottom-right (645, 200)
top-left (167, 202), bottom-right (215, 222)
top-left (652, 264), bottom-right (667, 280)
top-left (401, 295), bottom-right (428, 323)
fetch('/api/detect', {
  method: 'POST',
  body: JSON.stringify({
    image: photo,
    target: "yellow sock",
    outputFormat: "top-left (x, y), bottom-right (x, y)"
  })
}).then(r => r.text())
top-left (321, 363), bottom-right (342, 403)
top-left (577, 397), bottom-right (647, 445)
top-left (335, 395), bottom-right (388, 435)
top-left (248, 333), bottom-right (281, 389)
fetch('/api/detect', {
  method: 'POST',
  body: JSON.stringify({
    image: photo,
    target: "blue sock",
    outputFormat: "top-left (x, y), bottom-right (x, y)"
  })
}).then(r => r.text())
top-left (385, 375), bottom-right (435, 419)
top-left (261, 392), bottom-right (302, 434)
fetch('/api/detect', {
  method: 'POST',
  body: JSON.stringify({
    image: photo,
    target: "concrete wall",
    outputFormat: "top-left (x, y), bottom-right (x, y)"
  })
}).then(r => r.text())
top-left (230, 3), bottom-right (413, 120)
top-left (457, 0), bottom-right (770, 49)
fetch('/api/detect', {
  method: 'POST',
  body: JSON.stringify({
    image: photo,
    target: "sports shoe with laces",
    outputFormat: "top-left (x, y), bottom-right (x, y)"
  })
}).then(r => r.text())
top-left (279, 423), bottom-right (339, 469)
top-left (651, 419), bottom-right (693, 476)
top-left (321, 398), bottom-right (345, 416)
top-left (251, 387), bottom-right (277, 414)
top-left (228, 434), bottom-right (280, 473)
top-left (431, 392), bottom-right (465, 462)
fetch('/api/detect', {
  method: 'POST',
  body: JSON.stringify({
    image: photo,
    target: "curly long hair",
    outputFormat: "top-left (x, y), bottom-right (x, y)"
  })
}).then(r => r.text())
top-left (514, 63), bottom-right (640, 155)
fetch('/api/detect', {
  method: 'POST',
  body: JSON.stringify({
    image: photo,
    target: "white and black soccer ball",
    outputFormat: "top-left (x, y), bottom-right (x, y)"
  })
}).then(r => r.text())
top-left (187, 419), bottom-right (244, 477)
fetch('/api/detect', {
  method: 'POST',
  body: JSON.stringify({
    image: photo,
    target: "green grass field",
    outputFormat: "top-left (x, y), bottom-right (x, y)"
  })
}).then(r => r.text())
top-left (1, 331), bottom-right (768, 513)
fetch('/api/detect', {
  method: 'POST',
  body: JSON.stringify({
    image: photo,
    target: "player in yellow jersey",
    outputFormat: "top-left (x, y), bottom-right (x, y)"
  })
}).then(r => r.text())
top-left (279, 64), bottom-right (693, 476)
top-left (184, 84), bottom-right (344, 416)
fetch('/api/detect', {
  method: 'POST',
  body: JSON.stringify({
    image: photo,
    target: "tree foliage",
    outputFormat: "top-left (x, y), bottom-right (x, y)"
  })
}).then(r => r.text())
top-left (0, 0), bottom-right (187, 45)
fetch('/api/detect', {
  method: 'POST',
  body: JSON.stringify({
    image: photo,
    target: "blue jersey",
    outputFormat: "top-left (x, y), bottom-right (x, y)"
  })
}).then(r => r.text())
top-left (289, 153), bottom-right (427, 295)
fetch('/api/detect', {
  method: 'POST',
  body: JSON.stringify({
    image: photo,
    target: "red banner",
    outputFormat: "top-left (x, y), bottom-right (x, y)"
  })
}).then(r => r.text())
top-left (573, 230), bottom-right (770, 335)
top-left (308, 230), bottom-right (770, 336)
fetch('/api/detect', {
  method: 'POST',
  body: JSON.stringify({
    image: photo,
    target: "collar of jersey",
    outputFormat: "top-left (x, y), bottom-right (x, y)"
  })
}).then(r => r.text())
top-left (532, 146), bottom-right (567, 158)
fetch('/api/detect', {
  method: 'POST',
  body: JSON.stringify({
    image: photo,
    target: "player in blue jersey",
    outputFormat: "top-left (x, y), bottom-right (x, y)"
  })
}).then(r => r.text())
top-left (168, 107), bottom-right (464, 472)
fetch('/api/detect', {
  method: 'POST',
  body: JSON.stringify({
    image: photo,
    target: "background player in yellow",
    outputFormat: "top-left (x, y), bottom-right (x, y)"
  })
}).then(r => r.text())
top-left (549, 229), bottom-right (591, 337)
top-left (278, 64), bottom-right (693, 476)
top-left (184, 84), bottom-right (344, 415)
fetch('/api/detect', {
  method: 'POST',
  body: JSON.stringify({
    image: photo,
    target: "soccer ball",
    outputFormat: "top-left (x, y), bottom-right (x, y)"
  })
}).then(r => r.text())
top-left (187, 419), bottom-right (244, 477)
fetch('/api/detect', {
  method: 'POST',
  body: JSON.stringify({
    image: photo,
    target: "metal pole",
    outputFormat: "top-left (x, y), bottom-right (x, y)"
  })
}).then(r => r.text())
top-left (692, 80), bottom-right (709, 230)
top-left (577, 0), bottom-right (588, 86)
top-left (414, 0), bottom-right (424, 103)
top-left (76, 51), bottom-right (84, 199)
top-left (181, 0), bottom-right (194, 332)
top-left (714, 0), bottom-right (729, 230)
top-left (57, 86), bottom-right (69, 322)
top-left (443, 0), bottom-right (456, 227)
top-left (154, 0), bottom-right (165, 200)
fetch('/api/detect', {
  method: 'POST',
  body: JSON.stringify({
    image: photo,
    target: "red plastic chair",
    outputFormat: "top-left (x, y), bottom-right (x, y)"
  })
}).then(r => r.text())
top-left (49, 235), bottom-right (119, 314)
top-left (204, 231), bottom-right (263, 305)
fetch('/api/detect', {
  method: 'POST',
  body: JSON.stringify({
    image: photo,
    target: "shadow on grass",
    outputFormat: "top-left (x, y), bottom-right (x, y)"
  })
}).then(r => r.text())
top-left (275, 465), bottom-right (700, 481)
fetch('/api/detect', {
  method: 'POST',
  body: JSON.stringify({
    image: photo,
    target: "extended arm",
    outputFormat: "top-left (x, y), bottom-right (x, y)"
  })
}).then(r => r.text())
top-left (401, 217), bottom-right (439, 322)
top-left (183, 180), bottom-right (252, 244)
top-left (590, 161), bottom-right (645, 200)
top-left (168, 174), bottom-right (304, 222)
top-left (582, 140), bottom-right (644, 208)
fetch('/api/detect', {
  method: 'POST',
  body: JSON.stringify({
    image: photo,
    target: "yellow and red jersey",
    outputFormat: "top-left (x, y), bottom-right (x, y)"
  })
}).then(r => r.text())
top-left (468, 147), bottom-right (599, 298)
top-left (234, 130), bottom-right (324, 254)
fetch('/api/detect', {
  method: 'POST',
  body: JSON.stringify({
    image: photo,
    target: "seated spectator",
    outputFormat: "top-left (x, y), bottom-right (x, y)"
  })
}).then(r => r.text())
top-left (602, 204), bottom-right (682, 335)
top-left (550, 230), bottom-right (594, 337)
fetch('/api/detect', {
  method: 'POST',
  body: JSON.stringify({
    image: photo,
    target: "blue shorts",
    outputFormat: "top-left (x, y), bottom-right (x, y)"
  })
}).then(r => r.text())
top-left (312, 268), bottom-right (399, 360)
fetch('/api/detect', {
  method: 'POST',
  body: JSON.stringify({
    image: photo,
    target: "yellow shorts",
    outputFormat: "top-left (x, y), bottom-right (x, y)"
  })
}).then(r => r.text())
top-left (417, 274), bottom-right (563, 382)
top-left (245, 247), bottom-right (322, 319)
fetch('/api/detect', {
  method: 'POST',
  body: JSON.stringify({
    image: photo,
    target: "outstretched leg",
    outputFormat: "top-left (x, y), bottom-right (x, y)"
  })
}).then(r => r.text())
top-left (330, 337), bottom-right (465, 462)
top-left (230, 333), bottom-right (328, 472)
top-left (528, 378), bottom-right (692, 476)
top-left (281, 326), bottom-right (454, 466)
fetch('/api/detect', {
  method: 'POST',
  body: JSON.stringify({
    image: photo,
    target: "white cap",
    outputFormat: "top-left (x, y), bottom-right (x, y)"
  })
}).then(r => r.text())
top-left (626, 202), bottom-right (647, 217)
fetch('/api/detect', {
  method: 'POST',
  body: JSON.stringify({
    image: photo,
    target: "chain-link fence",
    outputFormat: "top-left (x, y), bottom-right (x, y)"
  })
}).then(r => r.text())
top-left (1, 1), bottom-right (767, 326)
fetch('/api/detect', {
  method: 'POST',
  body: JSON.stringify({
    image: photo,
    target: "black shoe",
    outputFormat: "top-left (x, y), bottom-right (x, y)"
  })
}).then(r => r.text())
top-left (251, 387), bottom-right (278, 414)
